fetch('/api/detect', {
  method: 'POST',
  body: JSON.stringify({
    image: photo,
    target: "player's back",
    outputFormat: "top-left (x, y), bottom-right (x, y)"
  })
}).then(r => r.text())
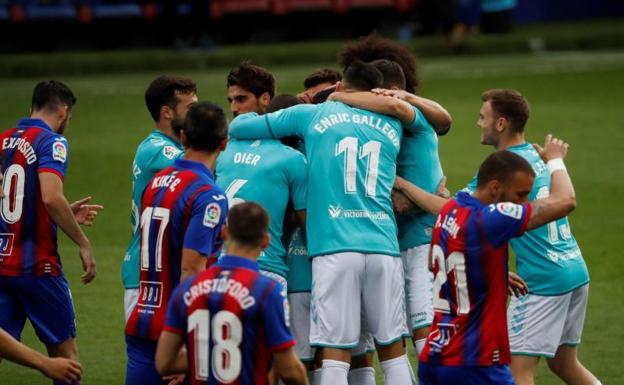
top-left (421, 192), bottom-right (531, 366)
top-left (0, 118), bottom-right (69, 277)
top-left (216, 138), bottom-right (307, 278)
top-left (302, 101), bottom-right (403, 257)
top-left (166, 255), bottom-right (294, 385)
top-left (126, 159), bottom-right (226, 341)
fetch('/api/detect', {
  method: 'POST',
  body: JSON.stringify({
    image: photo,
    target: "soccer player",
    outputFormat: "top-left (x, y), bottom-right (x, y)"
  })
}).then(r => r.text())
top-left (228, 60), bottom-right (422, 385)
top-left (394, 135), bottom-right (578, 384)
top-left (125, 102), bottom-right (229, 385)
top-left (297, 68), bottom-right (342, 104)
top-left (156, 202), bottom-right (309, 385)
top-left (0, 327), bottom-right (82, 383)
top-left (0, 80), bottom-right (97, 384)
top-left (463, 90), bottom-right (599, 385)
top-left (329, 57), bottom-right (452, 359)
top-left (227, 61), bottom-right (275, 117)
top-left (122, 75), bottom-right (197, 321)
top-left (216, 96), bottom-right (308, 295)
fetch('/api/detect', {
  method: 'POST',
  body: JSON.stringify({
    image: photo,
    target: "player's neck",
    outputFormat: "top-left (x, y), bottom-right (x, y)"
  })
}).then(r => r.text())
top-left (155, 124), bottom-right (180, 143)
top-left (183, 150), bottom-right (218, 173)
top-left (29, 112), bottom-right (58, 132)
top-left (497, 133), bottom-right (526, 150)
top-left (226, 245), bottom-right (261, 261)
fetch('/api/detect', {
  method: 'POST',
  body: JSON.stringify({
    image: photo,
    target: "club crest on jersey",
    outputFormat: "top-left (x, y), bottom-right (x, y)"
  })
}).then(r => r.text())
top-left (496, 202), bottom-right (523, 219)
top-left (162, 145), bottom-right (181, 160)
top-left (52, 141), bottom-right (67, 163)
top-left (203, 202), bottom-right (221, 228)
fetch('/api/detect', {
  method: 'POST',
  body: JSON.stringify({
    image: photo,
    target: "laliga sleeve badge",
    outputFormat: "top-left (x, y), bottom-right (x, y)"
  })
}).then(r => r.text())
top-left (496, 202), bottom-right (523, 219)
top-left (203, 202), bottom-right (221, 228)
top-left (163, 145), bottom-right (181, 160)
top-left (52, 141), bottom-right (67, 163)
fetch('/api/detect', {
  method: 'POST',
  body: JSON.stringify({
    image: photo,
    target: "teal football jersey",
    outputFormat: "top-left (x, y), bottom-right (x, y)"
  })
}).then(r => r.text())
top-left (286, 227), bottom-right (311, 293)
top-left (229, 101), bottom-right (422, 257)
top-left (216, 136), bottom-right (308, 278)
top-left (122, 130), bottom-right (183, 289)
top-left (396, 108), bottom-right (444, 250)
top-left (463, 142), bottom-right (589, 295)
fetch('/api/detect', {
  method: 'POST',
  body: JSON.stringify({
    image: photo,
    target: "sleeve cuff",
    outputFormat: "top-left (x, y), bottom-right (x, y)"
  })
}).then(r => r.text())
top-left (38, 168), bottom-right (64, 180)
top-left (270, 339), bottom-right (296, 352)
top-left (162, 325), bottom-right (183, 335)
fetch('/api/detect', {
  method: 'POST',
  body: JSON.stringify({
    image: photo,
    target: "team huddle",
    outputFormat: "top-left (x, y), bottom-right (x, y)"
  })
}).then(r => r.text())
top-left (0, 36), bottom-right (602, 385)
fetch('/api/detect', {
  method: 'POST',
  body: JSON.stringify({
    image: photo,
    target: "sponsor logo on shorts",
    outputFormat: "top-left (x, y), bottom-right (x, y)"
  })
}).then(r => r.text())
top-left (52, 141), bottom-right (67, 163)
top-left (495, 202), bottom-right (523, 219)
top-left (203, 203), bottom-right (221, 228)
top-left (327, 204), bottom-right (390, 221)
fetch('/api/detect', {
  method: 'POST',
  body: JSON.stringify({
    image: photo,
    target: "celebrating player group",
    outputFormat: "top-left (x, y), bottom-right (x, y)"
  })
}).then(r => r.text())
top-left (0, 35), bottom-right (602, 385)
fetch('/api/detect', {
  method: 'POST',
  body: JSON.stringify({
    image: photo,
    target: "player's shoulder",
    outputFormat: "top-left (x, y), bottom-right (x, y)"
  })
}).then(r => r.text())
top-left (137, 132), bottom-right (182, 160)
top-left (483, 201), bottom-right (527, 221)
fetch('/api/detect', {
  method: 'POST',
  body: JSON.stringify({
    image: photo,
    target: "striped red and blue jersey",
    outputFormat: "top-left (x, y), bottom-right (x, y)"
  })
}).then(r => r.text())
top-left (0, 118), bottom-right (69, 277)
top-left (125, 158), bottom-right (228, 341)
top-left (164, 255), bottom-right (295, 385)
top-left (420, 192), bottom-right (531, 366)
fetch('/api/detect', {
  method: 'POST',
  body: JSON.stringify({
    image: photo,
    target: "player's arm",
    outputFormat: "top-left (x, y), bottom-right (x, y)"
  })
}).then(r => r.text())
top-left (372, 89), bottom-right (452, 134)
top-left (228, 105), bottom-right (316, 140)
top-left (272, 347), bottom-right (309, 385)
top-left (393, 175), bottom-right (448, 215)
top-left (39, 172), bottom-right (96, 284)
top-left (526, 135), bottom-right (576, 231)
top-left (0, 328), bottom-right (82, 383)
top-left (180, 249), bottom-right (205, 282)
top-left (328, 91), bottom-right (415, 126)
top-left (155, 331), bottom-right (187, 376)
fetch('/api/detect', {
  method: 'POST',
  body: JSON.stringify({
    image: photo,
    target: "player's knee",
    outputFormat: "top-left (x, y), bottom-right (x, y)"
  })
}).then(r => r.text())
top-left (547, 356), bottom-right (578, 379)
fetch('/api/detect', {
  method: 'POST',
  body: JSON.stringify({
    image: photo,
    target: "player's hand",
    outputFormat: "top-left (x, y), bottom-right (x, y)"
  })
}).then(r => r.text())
top-left (508, 272), bottom-right (528, 297)
top-left (79, 244), bottom-right (96, 284)
top-left (534, 134), bottom-right (569, 162)
top-left (435, 176), bottom-right (451, 199)
top-left (41, 357), bottom-right (82, 384)
top-left (163, 373), bottom-right (185, 385)
top-left (372, 88), bottom-right (409, 100)
top-left (392, 189), bottom-right (421, 215)
top-left (70, 196), bottom-right (104, 226)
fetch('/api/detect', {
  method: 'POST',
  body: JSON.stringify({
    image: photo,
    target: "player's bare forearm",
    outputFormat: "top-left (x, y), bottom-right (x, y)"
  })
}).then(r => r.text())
top-left (403, 94), bottom-right (452, 134)
top-left (155, 332), bottom-right (187, 376)
top-left (180, 248), bottom-right (206, 282)
top-left (527, 135), bottom-right (576, 230)
top-left (273, 348), bottom-right (310, 385)
top-left (394, 176), bottom-right (448, 215)
top-left (328, 91), bottom-right (415, 125)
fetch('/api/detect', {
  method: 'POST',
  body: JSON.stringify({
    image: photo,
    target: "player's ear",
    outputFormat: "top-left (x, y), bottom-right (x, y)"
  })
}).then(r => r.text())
top-left (335, 81), bottom-right (344, 92)
top-left (489, 180), bottom-right (504, 201)
top-left (160, 105), bottom-right (173, 121)
top-left (259, 92), bottom-right (271, 110)
top-left (260, 233), bottom-right (270, 250)
top-left (220, 225), bottom-right (229, 241)
top-left (496, 116), bottom-right (508, 132)
top-left (219, 136), bottom-right (228, 151)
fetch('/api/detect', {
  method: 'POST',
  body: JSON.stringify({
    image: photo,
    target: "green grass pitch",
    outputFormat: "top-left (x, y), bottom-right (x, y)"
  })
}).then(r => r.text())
top-left (0, 50), bottom-right (622, 384)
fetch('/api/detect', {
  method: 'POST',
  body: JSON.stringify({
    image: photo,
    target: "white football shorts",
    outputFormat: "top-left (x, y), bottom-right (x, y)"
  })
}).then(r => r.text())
top-left (401, 244), bottom-right (434, 332)
top-left (124, 288), bottom-right (139, 322)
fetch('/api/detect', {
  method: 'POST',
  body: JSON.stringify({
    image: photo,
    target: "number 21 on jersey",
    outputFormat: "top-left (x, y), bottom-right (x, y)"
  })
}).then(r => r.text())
top-left (431, 244), bottom-right (470, 315)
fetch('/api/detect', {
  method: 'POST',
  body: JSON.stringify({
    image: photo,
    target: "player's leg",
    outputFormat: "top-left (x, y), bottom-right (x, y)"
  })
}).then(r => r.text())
top-left (125, 335), bottom-right (169, 385)
top-left (546, 285), bottom-right (600, 385)
top-left (0, 276), bottom-right (28, 365)
top-left (349, 327), bottom-right (376, 385)
top-left (124, 288), bottom-right (139, 322)
top-left (363, 254), bottom-right (412, 385)
top-left (402, 244), bottom-right (433, 356)
top-left (508, 291), bottom-right (568, 385)
top-left (311, 253), bottom-right (364, 385)
top-left (288, 292), bottom-right (318, 383)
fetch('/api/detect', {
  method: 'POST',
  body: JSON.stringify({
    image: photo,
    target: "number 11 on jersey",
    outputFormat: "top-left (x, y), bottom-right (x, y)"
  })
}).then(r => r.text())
top-left (335, 136), bottom-right (381, 197)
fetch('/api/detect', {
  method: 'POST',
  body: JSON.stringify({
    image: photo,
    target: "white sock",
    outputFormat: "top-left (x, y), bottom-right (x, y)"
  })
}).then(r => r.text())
top-left (380, 354), bottom-right (414, 385)
top-left (309, 368), bottom-right (323, 385)
top-left (321, 359), bottom-right (350, 385)
top-left (414, 338), bottom-right (426, 356)
top-left (593, 382), bottom-right (602, 385)
top-left (348, 367), bottom-right (376, 385)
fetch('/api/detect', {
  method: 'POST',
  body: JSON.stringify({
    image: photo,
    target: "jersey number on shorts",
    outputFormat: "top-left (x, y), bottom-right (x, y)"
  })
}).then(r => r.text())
top-left (225, 179), bottom-right (248, 208)
top-left (335, 137), bottom-right (381, 197)
top-left (1, 164), bottom-right (26, 224)
top-left (188, 309), bottom-right (242, 382)
top-left (431, 244), bottom-right (470, 315)
top-left (140, 207), bottom-right (170, 272)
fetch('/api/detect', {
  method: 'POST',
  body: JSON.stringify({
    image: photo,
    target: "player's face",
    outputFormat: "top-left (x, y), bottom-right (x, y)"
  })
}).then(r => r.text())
top-left (478, 101), bottom-right (499, 147)
top-left (228, 86), bottom-right (263, 117)
top-left (171, 92), bottom-right (198, 135)
top-left (304, 82), bottom-right (334, 101)
top-left (57, 107), bottom-right (72, 135)
top-left (501, 171), bottom-right (534, 204)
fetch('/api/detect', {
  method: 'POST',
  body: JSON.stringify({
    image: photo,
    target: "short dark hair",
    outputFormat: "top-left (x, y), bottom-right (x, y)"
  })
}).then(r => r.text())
top-left (145, 75), bottom-right (197, 122)
top-left (481, 89), bottom-right (530, 134)
top-left (303, 68), bottom-right (342, 90)
top-left (339, 34), bottom-right (419, 93)
top-left (227, 202), bottom-right (269, 248)
top-left (183, 102), bottom-right (227, 152)
top-left (476, 151), bottom-right (536, 189)
top-left (267, 94), bottom-right (302, 113)
top-left (343, 60), bottom-right (383, 92)
top-left (370, 59), bottom-right (406, 90)
top-left (31, 80), bottom-right (76, 112)
top-left (227, 61), bottom-right (275, 99)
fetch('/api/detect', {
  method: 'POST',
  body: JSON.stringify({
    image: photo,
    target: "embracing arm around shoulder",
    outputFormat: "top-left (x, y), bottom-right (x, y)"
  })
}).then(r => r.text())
top-left (328, 91), bottom-right (415, 126)
top-left (526, 135), bottom-right (576, 231)
top-left (393, 176), bottom-right (448, 215)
